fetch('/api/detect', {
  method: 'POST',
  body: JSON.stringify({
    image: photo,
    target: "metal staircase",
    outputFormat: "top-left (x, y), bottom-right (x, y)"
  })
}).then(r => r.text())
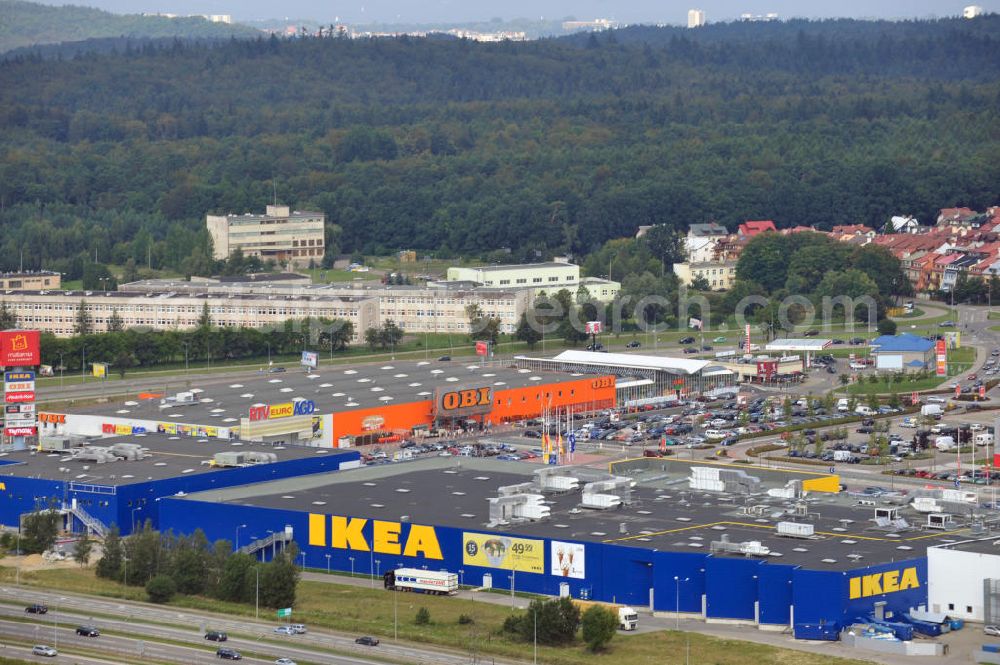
top-left (61, 502), bottom-right (108, 537)
top-left (238, 529), bottom-right (292, 557)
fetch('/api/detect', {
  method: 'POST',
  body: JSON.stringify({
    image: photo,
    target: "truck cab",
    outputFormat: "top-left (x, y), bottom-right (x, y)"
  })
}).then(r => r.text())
top-left (618, 606), bottom-right (638, 630)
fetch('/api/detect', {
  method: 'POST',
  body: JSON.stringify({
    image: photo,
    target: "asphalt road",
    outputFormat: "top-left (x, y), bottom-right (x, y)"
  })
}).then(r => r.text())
top-left (0, 586), bottom-right (515, 665)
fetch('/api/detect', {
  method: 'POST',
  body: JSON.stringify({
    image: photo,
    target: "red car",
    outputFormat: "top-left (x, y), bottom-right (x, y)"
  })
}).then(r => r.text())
top-left (968, 373), bottom-right (977, 380)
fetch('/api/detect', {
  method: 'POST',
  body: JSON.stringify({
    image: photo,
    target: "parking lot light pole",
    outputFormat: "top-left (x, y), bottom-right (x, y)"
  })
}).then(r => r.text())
top-left (674, 576), bottom-right (689, 630)
top-left (349, 556), bottom-right (354, 578)
top-left (325, 553), bottom-right (331, 574)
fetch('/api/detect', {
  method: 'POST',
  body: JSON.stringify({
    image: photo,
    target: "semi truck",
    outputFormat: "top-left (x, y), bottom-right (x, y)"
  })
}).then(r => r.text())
top-left (572, 600), bottom-right (639, 630)
top-left (383, 568), bottom-right (459, 595)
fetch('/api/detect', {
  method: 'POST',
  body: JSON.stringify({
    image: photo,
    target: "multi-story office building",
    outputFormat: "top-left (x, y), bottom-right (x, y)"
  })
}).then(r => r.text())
top-left (0, 289), bottom-right (376, 340)
top-left (687, 9), bottom-right (706, 28)
top-left (206, 205), bottom-right (325, 267)
top-left (445, 262), bottom-right (620, 302)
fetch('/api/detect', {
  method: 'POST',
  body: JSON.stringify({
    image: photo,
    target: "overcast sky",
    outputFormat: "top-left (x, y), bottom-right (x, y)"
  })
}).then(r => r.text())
top-left (36, 0), bottom-right (998, 24)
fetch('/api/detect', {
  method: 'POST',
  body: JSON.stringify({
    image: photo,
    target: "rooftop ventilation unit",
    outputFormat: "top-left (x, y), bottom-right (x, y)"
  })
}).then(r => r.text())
top-left (688, 466), bottom-right (760, 494)
top-left (211, 450), bottom-right (278, 468)
top-left (108, 443), bottom-right (150, 461)
top-left (710, 533), bottom-right (771, 558)
top-left (776, 521), bottom-right (815, 538)
top-left (487, 493), bottom-right (550, 526)
top-left (72, 447), bottom-right (118, 464)
top-left (580, 476), bottom-right (635, 510)
top-left (533, 468), bottom-right (581, 493)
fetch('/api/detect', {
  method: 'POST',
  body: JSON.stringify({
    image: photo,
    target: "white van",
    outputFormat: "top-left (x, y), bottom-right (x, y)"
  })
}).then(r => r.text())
top-left (704, 429), bottom-right (730, 440)
top-left (975, 432), bottom-right (994, 447)
top-left (837, 398), bottom-right (850, 413)
top-left (854, 405), bottom-right (875, 416)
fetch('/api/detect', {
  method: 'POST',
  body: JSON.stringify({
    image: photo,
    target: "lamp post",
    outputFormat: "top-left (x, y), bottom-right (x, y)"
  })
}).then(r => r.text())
top-left (393, 582), bottom-right (398, 640)
top-left (131, 507), bottom-right (142, 534)
top-left (325, 553), bottom-right (331, 574)
top-left (54, 596), bottom-right (66, 649)
top-left (255, 565), bottom-right (259, 620)
top-left (182, 341), bottom-right (189, 374)
top-left (236, 524), bottom-right (247, 551)
top-left (349, 556), bottom-right (355, 578)
top-left (375, 559), bottom-right (381, 582)
top-left (369, 550), bottom-right (374, 587)
top-left (300, 551), bottom-right (306, 570)
top-left (533, 603), bottom-right (538, 665)
top-left (674, 576), bottom-right (689, 630)
top-left (510, 570), bottom-right (516, 609)
top-left (58, 351), bottom-right (64, 389)
top-left (16, 528), bottom-right (21, 585)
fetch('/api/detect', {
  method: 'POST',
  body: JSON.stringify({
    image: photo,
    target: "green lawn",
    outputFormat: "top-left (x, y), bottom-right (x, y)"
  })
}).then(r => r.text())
top-left (0, 565), bottom-right (873, 665)
top-left (839, 346), bottom-right (975, 395)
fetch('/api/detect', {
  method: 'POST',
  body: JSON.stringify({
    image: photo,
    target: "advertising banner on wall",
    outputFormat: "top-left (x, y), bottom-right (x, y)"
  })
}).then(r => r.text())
top-left (550, 541), bottom-right (585, 579)
top-left (4, 391), bottom-right (34, 403)
top-left (0, 330), bottom-right (40, 366)
top-left (462, 533), bottom-right (544, 573)
top-left (249, 400), bottom-right (316, 422)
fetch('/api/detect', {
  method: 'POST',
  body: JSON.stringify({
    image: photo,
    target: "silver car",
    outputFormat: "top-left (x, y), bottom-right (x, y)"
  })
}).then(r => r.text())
top-left (32, 645), bottom-right (57, 657)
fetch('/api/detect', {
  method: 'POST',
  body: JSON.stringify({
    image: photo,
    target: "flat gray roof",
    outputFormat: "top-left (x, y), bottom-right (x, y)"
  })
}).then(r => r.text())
top-left (186, 457), bottom-right (964, 570)
top-left (65, 361), bottom-right (591, 422)
top-left (0, 433), bottom-right (342, 486)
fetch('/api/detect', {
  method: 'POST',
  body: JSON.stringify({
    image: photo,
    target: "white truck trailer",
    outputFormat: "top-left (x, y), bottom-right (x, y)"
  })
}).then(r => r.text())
top-left (383, 568), bottom-right (459, 595)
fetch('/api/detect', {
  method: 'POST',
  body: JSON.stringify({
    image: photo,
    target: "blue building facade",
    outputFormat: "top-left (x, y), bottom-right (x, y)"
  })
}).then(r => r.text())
top-left (158, 497), bottom-right (928, 639)
top-left (0, 451), bottom-right (359, 536)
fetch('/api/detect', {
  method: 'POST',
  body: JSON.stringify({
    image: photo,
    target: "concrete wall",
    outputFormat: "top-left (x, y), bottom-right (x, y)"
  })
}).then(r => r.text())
top-left (928, 545), bottom-right (1000, 621)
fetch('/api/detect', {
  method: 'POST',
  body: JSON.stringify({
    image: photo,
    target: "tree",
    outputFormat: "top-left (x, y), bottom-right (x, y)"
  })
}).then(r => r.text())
top-left (0, 301), bottom-right (18, 330)
top-left (122, 257), bottom-right (140, 283)
top-left (877, 318), bottom-right (898, 336)
top-left (197, 301), bottom-right (211, 328)
top-left (514, 313), bottom-right (542, 349)
top-left (580, 605), bottom-right (618, 652)
top-left (466, 304), bottom-right (500, 345)
top-left (504, 597), bottom-right (580, 646)
top-left (146, 574), bottom-right (177, 603)
top-left (96, 526), bottom-right (124, 581)
top-left (74, 300), bottom-right (92, 335)
top-left (689, 275), bottom-right (711, 291)
top-left (218, 552), bottom-right (256, 602)
top-left (114, 350), bottom-right (134, 378)
top-left (839, 373), bottom-right (850, 386)
top-left (20, 506), bottom-right (60, 554)
top-left (364, 326), bottom-right (381, 351)
top-left (258, 552), bottom-right (299, 609)
top-left (107, 309), bottom-right (124, 332)
top-left (74, 532), bottom-right (93, 567)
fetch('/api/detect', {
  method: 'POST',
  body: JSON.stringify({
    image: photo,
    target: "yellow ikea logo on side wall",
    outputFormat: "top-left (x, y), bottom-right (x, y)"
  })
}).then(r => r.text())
top-left (308, 514), bottom-right (443, 560)
top-left (849, 566), bottom-right (920, 599)
top-left (0, 482), bottom-right (5, 491)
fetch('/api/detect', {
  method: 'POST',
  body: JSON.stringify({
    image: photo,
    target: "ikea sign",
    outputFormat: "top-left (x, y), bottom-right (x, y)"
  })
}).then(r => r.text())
top-left (308, 514), bottom-right (443, 560)
top-left (848, 566), bottom-right (920, 599)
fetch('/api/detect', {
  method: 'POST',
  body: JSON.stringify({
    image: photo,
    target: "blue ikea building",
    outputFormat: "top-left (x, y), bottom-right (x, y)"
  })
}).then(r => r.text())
top-left (158, 461), bottom-right (934, 640)
top-left (0, 434), bottom-right (359, 536)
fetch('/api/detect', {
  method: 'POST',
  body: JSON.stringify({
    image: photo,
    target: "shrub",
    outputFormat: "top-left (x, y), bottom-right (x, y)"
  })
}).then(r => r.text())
top-left (146, 574), bottom-right (177, 603)
top-left (415, 607), bottom-right (431, 625)
top-left (581, 605), bottom-right (618, 652)
top-left (458, 614), bottom-right (474, 625)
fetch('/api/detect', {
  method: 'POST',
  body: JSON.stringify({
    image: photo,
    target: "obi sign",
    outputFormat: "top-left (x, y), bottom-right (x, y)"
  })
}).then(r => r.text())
top-left (436, 386), bottom-right (492, 417)
top-left (848, 566), bottom-right (920, 599)
top-left (249, 400), bottom-right (316, 422)
top-left (0, 331), bottom-right (40, 366)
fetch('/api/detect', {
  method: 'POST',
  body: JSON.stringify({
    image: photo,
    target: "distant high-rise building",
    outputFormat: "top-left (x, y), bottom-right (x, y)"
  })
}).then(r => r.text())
top-left (687, 9), bottom-right (706, 28)
top-left (963, 5), bottom-right (984, 18)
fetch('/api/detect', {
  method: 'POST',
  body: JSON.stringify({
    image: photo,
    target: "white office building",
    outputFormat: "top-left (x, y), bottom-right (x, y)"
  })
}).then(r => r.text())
top-left (688, 9), bottom-right (706, 28)
top-left (207, 205), bottom-right (325, 268)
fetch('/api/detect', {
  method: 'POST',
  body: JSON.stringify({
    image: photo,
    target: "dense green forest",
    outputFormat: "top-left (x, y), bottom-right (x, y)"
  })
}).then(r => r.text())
top-left (0, 0), bottom-right (259, 53)
top-left (0, 15), bottom-right (998, 279)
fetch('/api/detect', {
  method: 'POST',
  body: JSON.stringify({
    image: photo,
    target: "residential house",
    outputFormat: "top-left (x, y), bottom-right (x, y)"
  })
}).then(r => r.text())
top-left (737, 220), bottom-right (777, 237)
top-left (883, 215), bottom-right (923, 234)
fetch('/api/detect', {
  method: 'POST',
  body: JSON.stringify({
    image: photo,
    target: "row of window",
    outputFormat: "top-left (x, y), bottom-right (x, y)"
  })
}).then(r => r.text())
top-left (11, 305), bottom-right (360, 317)
top-left (488, 276), bottom-right (565, 286)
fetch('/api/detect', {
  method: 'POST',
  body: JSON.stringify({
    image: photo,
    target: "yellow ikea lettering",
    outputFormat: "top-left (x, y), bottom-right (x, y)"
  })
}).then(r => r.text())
top-left (374, 520), bottom-right (401, 555)
top-left (331, 516), bottom-right (370, 552)
top-left (309, 513), bottom-right (326, 546)
top-left (403, 524), bottom-right (443, 560)
top-left (0, 482), bottom-right (5, 491)
top-left (849, 566), bottom-right (920, 599)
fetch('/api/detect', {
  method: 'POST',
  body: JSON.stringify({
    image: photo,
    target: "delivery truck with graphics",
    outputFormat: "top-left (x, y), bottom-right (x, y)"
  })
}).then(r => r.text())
top-left (383, 568), bottom-right (459, 595)
top-left (572, 600), bottom-right (639, 630)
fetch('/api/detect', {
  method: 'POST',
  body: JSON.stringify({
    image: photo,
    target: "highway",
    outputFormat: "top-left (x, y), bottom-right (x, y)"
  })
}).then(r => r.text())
top-left (0, 585), bottom-right (514, 665)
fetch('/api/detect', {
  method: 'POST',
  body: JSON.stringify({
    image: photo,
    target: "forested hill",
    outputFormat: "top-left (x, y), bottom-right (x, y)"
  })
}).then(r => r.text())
top-left (0, 16), bottom-right (998, 278)
top-left (0, 0), bottom-right (259, 53)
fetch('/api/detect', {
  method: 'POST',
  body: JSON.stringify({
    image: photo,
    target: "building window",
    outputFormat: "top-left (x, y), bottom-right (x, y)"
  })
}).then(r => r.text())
top-left (967, 606), bottom-right (973, 614)
top-left (948, 603), bottom-right (954, 611)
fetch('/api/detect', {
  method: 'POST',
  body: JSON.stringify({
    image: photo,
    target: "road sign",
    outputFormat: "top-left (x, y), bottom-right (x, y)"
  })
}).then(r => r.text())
top-left (277, 608), bottom-right (292, 618)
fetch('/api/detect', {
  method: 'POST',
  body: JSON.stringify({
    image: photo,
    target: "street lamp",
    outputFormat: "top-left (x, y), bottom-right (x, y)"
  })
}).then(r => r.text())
top-left (255, 565), bottom-right (260, 620)
top-left (369, 549), bottom-right (374, 587)
top-left (349, 556), bottom-right (355, 578)
top-left (674, 576), bottom-right (689, 630)
top-left (131, 507), bottom-right (142, 533)
top-left (325, 553), bottom-right (331, 574)
top-left (509, 570), bottom-right (516, 608)
top-left (57, 351), bottom-right (64, 389)
top-left (235, 524), bottom-right (247, 550)
top-left (300, 551), bottom-right (306, 570)
top-left (54, 596), bottom-right (66, 649)
top-left (182, 341), bottom-right (190, 374)
top-left (533, 603), bottom-right (538, 665)
top-left (375, 559), bottom-right (381, 582)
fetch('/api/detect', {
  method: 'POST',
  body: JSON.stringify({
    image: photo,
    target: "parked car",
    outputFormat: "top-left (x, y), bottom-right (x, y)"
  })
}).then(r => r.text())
top-left (679, 336), bottom-right (695, 344)
top-left (683, 347), bottom-right (699, 354)
top-left (25, 604), bottom-right (48, 614)
top-left (216, 648), bottom-right (242, 660)
top-left (713, 336), bottom-right (727, 343)
top-left (355, 636), bottom-right (380, 646)
top-left (205, 631), bottom-right (228, 642)
top-left (75, 626), bottom-right (100, 637)
top-left (985, 625), bottom-right (1000, 637)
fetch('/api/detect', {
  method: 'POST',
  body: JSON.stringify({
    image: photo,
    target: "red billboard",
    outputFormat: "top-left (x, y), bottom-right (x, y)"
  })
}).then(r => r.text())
top-left (5, 426), bottom-right (36, 436)
top-left (0, 330), bottom-right (40, 367)
top-left (756, 360), bottom-right (778, 380)
top-left (4, 391), bottom-right (35, 403)
top-left (475, 341), bottom-right (489, 356)
top-left (935, 338), bottom-right (947, 377)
